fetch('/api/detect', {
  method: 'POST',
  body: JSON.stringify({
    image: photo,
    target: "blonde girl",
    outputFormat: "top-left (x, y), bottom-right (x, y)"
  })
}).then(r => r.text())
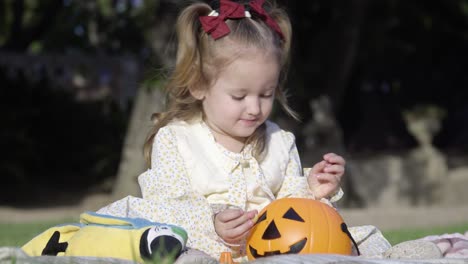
top-left (97, 0), bottom-right (345, 261)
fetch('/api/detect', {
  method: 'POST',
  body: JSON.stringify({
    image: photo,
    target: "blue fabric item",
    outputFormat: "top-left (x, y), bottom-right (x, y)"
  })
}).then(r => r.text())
top-left (79, 211), bottom-right (180, 230)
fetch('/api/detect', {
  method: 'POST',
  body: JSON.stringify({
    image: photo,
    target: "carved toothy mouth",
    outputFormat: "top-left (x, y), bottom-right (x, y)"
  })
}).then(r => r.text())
top-left (249, 238), bottom-right (307, 258)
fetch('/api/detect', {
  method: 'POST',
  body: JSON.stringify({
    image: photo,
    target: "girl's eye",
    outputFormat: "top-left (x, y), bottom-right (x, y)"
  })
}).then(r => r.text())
top-left (261, 93), bottom-right (273, 98)
top-left (231, 95), bottom-right (245, 100)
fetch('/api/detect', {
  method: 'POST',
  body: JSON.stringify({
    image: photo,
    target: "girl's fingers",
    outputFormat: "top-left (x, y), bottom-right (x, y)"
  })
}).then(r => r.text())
top-left (234, 220), bottom-right (254, 236)
top-left (245, 210), bottom-right (258, 221)
top-left (323, 153), bottom-right (345, 165)
top-left (216, 208), bottom-right (244, 223)
top-left (224, 218), bottom-right (254, 241)
top-left (217, 209), bottom-right (256, 229)
top-left (311, 160), bottom-right (327, 174)
top-left (315, 173), bottom-right (340, 183)
top-left (323, 164), bottom-right (344, 174)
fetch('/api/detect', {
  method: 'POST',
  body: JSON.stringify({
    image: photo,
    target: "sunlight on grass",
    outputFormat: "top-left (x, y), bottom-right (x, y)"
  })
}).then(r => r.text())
top-left (383, 222), bottom-right (468, 245)
top-left (0, 219), bottom-right (76, 247)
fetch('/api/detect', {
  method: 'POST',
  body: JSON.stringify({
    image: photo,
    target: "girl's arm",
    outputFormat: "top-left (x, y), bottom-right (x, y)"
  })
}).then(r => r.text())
top-left (306, 153), bottom-right (345, 201)
top-left (275, 131), bottom-right (315, 199)
top-left (275, 131), bottom-right (343, 204)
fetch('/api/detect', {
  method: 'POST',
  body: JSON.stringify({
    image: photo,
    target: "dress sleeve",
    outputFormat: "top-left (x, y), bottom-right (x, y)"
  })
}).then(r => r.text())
top-left (137, 127), bottom-right (224, 253)
top-left (275, 131), bottom-right (316, 200)
top-left (139, 126), bottom-right (190, 200)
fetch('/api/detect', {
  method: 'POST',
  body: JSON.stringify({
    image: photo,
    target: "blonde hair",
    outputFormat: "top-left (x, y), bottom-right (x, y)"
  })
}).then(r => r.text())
top-left (144, 0), bottom-right (296, 166)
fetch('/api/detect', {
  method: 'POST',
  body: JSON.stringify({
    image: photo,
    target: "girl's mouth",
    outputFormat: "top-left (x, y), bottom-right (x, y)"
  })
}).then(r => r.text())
top-left (240, 119), bottom-right (258, 126)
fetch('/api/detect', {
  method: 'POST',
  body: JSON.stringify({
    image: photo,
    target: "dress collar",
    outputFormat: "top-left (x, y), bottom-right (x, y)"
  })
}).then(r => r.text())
top-left (200, 121), bottom-right (254, 163)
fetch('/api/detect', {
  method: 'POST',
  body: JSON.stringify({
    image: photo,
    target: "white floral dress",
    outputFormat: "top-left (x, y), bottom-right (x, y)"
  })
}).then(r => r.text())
top-left (97, 119), bottom-right (376, 261)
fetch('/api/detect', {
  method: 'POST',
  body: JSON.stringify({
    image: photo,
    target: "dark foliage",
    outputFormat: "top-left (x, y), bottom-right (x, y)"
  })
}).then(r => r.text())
top-left (0, 66), bottom-right (128, 206)
top-left (1, 0), bottom-right (468, 207)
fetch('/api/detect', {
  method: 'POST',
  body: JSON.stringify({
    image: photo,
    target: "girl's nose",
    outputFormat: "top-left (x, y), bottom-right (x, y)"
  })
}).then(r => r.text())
top-left (247, 98), bottom-right (261, 116)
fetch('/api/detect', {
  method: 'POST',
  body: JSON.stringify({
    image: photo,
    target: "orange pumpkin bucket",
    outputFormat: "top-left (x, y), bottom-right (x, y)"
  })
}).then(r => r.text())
top-left (246, 198), bottom-right (355, 260)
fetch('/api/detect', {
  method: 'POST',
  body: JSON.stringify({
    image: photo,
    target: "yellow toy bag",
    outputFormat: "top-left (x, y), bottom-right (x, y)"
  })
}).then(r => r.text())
top-left (22, 211), bottom-right (188, 263)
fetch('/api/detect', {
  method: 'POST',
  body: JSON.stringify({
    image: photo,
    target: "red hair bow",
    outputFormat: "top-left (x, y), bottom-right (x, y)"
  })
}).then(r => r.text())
top-left (249, 0), bottom-right (284, 40)
top-left (199, 0), bottom-right (246, 40)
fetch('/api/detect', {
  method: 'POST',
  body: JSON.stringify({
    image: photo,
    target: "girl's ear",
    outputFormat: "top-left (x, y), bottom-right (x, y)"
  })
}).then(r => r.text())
top-left (189, 87), bottom-right (206, 100)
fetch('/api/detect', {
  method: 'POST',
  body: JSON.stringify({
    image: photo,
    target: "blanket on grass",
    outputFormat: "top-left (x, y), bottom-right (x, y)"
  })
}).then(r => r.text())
top-left (2, 231), bottom-right (468, 264)
top-left (2, 246), bottom-right (468, 264)
top-left (421, 232), bottom-right (468, 258)
top-left (3, 213), bottom-right (467, 263)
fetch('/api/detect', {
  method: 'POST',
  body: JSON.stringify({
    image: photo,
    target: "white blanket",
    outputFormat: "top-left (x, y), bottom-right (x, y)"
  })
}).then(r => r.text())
top-left (2, 247), bottom-right (468, 264)
top-left (3, 227), bottom-right (468, 264)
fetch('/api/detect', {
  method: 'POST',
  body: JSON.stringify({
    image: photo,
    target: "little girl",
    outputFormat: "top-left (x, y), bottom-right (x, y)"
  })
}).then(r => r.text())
top-left (97, 0), bottom-right (347, 261)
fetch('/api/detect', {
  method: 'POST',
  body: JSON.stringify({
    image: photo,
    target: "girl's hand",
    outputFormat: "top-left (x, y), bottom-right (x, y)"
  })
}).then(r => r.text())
top-left (308, 153), bottom-right (345, 200)
top-left (214, 208), bottom-right (257, 245)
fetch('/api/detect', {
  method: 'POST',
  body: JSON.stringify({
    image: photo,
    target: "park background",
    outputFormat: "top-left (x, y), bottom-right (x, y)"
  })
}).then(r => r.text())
top-left (1, 0), bottom-right (468, 231)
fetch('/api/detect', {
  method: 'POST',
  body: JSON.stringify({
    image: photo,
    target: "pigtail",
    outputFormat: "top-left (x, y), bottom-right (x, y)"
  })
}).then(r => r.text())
top-left (143, 3), bottom-right (212, 167)
top-left (266, 3), bottom-right (299, 121)
top-left (173, 3), bottom-right (210, 87)
top-left (272, 12), bottom-right (292, 68)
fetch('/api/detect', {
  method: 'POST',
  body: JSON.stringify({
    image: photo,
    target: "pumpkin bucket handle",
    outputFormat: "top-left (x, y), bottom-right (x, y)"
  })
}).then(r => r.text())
top-left (341, 223), bottom-right (361, 256)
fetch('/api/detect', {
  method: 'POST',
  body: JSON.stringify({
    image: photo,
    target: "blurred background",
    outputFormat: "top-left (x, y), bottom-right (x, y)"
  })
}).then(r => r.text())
top-left (1, 0), bottom-right (468, 217)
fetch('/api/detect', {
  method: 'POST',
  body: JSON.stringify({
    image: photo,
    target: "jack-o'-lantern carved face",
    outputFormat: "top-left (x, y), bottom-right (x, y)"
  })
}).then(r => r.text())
top-left (246, 198), bottom-right (354, 260)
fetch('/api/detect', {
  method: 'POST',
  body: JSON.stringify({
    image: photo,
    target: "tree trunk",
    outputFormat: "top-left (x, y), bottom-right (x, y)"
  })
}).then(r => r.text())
top-left (111, 86), bottom-right (165, 199)
top-left (110, 0), bottom-right (179, 199)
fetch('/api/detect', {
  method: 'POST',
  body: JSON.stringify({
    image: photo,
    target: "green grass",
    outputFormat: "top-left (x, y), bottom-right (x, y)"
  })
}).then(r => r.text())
top-left (383, 222), bottom-right (468, 245)
top-left (0, 219), bottom-right (76, 247)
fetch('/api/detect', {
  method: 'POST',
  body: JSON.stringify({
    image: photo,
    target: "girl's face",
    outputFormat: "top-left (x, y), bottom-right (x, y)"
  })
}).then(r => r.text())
top-left (194, 51), bottom-right (280, 151)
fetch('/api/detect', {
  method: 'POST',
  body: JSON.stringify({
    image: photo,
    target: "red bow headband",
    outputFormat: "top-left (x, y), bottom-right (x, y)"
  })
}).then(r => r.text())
top-left (199, 0), bottom-right (284, 40)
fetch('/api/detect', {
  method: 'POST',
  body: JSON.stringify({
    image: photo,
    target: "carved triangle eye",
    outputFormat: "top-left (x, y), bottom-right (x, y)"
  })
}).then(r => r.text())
top-left (283, 207), bottom-right (304, 222)
top-left (262, 220), bottom-right (281, 239)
